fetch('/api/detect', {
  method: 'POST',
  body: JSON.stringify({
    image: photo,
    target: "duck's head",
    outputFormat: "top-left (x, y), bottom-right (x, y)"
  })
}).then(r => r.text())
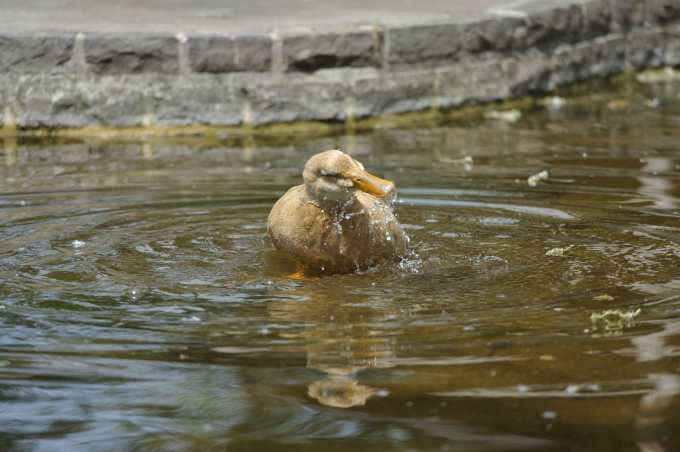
top-left (303, 150), bottom-right (394, 203)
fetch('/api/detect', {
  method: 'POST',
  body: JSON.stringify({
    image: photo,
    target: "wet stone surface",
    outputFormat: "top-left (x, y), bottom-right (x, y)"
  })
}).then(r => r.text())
top-left (0, 76), bottom-right (680, 451)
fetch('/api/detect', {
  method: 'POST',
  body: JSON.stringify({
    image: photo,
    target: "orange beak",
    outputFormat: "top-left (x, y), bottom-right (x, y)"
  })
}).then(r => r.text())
top-left (344, 161), bottom-right (394, 198)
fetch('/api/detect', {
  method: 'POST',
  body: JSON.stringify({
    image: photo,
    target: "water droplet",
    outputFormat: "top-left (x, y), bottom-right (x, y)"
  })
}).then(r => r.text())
top-left (542, 411), bottom-right (557, 419)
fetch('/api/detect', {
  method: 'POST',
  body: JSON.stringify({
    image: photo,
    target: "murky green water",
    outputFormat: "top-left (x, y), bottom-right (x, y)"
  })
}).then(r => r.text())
top-left (1, 76), bottom-right (680, 452)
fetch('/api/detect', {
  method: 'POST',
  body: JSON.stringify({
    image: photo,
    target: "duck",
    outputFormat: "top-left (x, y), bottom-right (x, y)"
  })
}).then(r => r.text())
top-left (267, 150), bottom-right (408, 272)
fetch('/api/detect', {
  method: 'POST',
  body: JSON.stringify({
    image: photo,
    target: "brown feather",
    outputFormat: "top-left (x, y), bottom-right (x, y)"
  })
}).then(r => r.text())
top-left (267, 151), bottom-right (407, 271)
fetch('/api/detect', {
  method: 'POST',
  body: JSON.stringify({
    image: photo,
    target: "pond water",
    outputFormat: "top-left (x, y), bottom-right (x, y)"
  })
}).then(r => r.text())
top-left (1, 75), bottom-right (680, 452)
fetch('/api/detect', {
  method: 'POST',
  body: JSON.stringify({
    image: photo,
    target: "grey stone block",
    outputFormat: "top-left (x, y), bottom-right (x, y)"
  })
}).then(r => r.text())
top-left (502, 49), bottom-right (552, 96)
top-left (0, 84), bottom-right (4, 125)
top-left (12, 75), bottom-right (145, 128)
top-left (188, 34), bottom-right (272, 73)
top-left (436, 58), bottom-right (504, 108)
top-left (152, 76), bottom-right (245, 126)
top-left (551, 41), bottom-right (592, 85)
top-left (647, 0), bottom-right (680, 24)
top-left (582, 0), bottom-right (612, 38)
top-left (552, 35), bottom-right (626, 84)
top-left (626, 28), bottom-right (667, 70)
top-left (353, 69), bottom-right (433, 117)
top-left (589, 33), bottom-right (626, 76)
top-left (85, 35), bottom-right (179, 74)
top-left (612, 0), bottom-right (646, 30)
top-left (463, 15), bottom-right (527, 52)
top-left (246, 73), bottom-right (348, 125)
top-left (514, 0), bottom-right (583, 47)
top-left (387, 21), bottom-right (463, 66)
top-left (282, 29), bottom-right (379, 72)
top-left (0, 33), bottom-right (74, 73)
top-left (665, 23), bottom-right (680, 66)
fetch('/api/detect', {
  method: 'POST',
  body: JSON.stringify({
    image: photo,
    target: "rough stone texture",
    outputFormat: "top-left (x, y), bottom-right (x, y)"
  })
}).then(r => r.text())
top-left (0, 33), bottom-right (75, 73)
top-left (0, 85), bottom-right (4, 125)
top-left (626, 28), bottom-right (667, 70)
top-left (85, 35), bottom-right (179, 74)
top-left (612, 0), bottom-right (647, 30)
top-left (552, 34), bottom-right (625, 84)
top-left (387, 21), bottom-right (463, 66)
top-left (246, 73), bottom-right (348, 125)
top-left (463, 15), bottom-right (527, 52)
top-left (551, 41), bottom-right (592, 85)
top-left (502, 48), bottom-right (552, 96)
top-left (516, 0), bottom-right (583, 47)
top-left (437, 58), bottom-right (504, 108)
top-left (189, 34), bottom-right (272, 72)
top-left (2, 1), bottom-right (680, 129)
top-left (647, 0), bottom-right (680, 24)
top-left (11, 75), bottom-right (145, 128)
top-left (152, 76), bottom-right (245, 126)
top-left (665, 23), bottom-right (680, 65)
top-left (282, 29), bottom-right (379, 72)
top-left (353, 69), bottom-right (433, 117)
top-left (589, 33), bottom-right (626, 77)
top-left (581, 0), bottom-right (612, 38)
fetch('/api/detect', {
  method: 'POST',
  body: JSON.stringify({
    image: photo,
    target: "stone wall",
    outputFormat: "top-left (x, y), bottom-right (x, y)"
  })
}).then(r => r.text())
top-left (1, 0), bottom-right (679, 130)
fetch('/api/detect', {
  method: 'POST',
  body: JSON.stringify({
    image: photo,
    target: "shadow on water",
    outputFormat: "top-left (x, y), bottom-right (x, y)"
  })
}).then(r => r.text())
top-left (0, 75), bottom-right (680, 451)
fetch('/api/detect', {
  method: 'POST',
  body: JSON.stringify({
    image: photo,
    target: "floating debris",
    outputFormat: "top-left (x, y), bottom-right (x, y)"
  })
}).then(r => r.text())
top-left (484, 109), bottom-right (522, 123)
top-left (546, 245), bottom-right (572, 256)
top-left (439, 155), bottom-right (473, 165)
top-left (528, 170), bottom-right (549, 187)
top-left (212, 346), bottom-right (270, 354)
top-left (591, 309), bottom-right (640, 323)
top-left (607, 99), bottom-right (629, 111)
top-left (72, 240), bottom-right (86, 248)
top-left (438, 155), bottom-right (474, 171)
top-left (538, 96), bottom-right (568, 108)
top-left (593, 295), bottom-right (614, 301)
top-left (590, 309), bottom-right (641, 337)
top-left (636, 66), bottom-right (680, 84)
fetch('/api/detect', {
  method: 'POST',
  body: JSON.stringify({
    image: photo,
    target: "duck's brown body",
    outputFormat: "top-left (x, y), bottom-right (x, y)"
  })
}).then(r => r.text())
top-left (267, 150), bottom-right (407, 272)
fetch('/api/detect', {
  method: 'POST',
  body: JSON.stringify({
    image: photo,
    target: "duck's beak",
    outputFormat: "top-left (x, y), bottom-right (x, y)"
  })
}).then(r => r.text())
top-left (344, 162), bottom-right (394, 198)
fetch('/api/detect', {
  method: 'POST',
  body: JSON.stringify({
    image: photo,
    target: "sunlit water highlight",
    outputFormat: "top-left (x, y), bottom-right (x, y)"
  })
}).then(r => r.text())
top-left (1, 77), bottom-right (680, 451)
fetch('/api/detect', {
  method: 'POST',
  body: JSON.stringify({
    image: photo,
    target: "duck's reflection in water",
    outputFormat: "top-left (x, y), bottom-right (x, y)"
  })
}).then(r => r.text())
top-left (305, 322), bottom-right (395, 408)
top-left (591, 308), bottom-right (680, 452)
top-left (267, 279), bottom-right (396, 408)
top-left (630, 318), bottom-right (680, 452)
